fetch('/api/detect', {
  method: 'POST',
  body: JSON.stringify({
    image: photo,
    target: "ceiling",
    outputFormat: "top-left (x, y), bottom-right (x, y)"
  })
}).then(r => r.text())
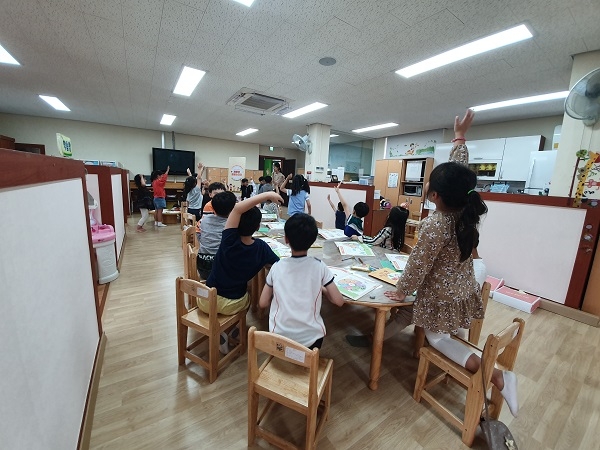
top-left (0, 0), bottom-right (598, 149)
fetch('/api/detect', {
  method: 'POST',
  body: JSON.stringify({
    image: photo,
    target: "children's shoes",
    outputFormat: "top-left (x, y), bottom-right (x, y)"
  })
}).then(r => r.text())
top-left (219, 332), bottom-right (229, 355)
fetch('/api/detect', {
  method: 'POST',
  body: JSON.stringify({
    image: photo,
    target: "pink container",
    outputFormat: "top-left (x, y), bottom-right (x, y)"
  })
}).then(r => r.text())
top-left (91, 224), bottom-right (116, 244)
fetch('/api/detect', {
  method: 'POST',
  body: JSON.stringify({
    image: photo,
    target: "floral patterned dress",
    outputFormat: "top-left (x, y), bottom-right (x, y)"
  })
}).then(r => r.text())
top-left (395, 143), bottom-right (483, 333)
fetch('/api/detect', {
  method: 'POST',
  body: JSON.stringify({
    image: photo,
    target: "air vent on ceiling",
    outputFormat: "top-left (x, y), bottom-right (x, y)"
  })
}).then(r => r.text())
top-left (227, 89), bottom-right (289, 115)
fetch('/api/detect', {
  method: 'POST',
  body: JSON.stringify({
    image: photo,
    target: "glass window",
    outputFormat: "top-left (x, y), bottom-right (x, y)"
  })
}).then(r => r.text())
top-left (328, 132), bottom-right (373, 181)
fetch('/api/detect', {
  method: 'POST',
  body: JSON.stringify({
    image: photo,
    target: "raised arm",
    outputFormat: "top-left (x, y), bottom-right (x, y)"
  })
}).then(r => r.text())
top-left (449, 109), bottom-right (474, 164)
top-left (165, 165), bottom-right (170, 176)
top-left (326, 194), bottom-right (336, 212)
top-left (196, 162), bottom-right (205, 188)
top-left (305, 198), bottom-right (311, 215)
top-left (335, 183), bottom-right (351, 218)
top-left (224, 191), bottom-right (283, 230)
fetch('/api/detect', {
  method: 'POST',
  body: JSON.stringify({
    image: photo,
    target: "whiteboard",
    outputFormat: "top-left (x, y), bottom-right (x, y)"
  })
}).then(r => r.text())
top-left (309, 185), bottom-right (370, 229)
top-left (478, 201), bottom-right (586, 303)
top-left (0, 179), bottom-right (99, 449)
top-left (111, 174), bottom-right (125, 258)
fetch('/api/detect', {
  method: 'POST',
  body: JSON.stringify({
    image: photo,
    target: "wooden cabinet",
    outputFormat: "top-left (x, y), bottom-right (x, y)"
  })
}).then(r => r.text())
top-left (0, 135), bottom-right (15, 149)
top-left (374, 159), bottom-right (403, 202)
top-left (468, 138), bottom-right (505, 161)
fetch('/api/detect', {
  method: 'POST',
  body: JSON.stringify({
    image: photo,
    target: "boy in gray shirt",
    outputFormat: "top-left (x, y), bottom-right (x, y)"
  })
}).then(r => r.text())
top-left (197, 191), bottom-right (237, 279)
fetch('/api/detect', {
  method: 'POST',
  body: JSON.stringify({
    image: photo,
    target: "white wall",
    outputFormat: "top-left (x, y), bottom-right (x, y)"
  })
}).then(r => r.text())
top-left (0, 113), bottom-right (263, 174)
top-left (259, 145), bottom-right (305, 168)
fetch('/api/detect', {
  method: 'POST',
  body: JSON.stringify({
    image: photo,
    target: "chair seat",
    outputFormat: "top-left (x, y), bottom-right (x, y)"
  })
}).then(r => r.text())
top-left (255, 357), bottom-right (332, 411)
top-left (182, 307), bottom-right (243, 332)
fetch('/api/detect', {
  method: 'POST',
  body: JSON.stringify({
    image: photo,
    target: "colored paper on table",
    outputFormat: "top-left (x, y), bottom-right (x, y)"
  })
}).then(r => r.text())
top-left (328, 267), bottom-right (382, 301)
top-left (258, 226), bottom-right (270, 233)
top-left (380, 260), bottom-right (397, 271)
top-left (334, 241), bottom-right (375, 257)
top-left (385, 253), bottom-right (409, 271)
top-left (369, 268), bottom-right (402, 286)
top-left (272, 248), bottom-right (292, 258)
top-left (261, 213), bottom-right (278, 222)
top-left (318, 229), bottom-right (347, 240)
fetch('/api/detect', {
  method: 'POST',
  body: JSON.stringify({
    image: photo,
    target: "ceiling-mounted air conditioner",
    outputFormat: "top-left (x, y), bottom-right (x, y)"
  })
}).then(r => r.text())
top-left (226, 88), bottom-right (290, 115)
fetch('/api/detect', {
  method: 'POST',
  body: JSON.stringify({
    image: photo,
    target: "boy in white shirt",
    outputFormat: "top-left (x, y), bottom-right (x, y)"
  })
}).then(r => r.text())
top-left (259, 213), bottom-right (344, 349)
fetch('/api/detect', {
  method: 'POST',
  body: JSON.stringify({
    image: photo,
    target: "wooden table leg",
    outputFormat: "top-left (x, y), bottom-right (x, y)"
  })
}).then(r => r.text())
top-left (369, 308), bottom-right (387, 390)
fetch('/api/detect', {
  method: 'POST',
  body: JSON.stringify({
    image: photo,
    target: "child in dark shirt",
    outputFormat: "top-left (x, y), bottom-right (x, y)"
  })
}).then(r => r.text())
top-left (344, 201), bottom-right (370, 238)
top-left (203, 191), bottom-right (283, 317)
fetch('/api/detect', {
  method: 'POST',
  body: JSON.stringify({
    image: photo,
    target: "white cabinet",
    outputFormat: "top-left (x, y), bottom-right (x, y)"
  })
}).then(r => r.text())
top-left (434, 143), bottom-right (452, 167)
top-left (500, 136), bottom-right (544, 181)
top-left (467, 138), bottom-right (505, 162)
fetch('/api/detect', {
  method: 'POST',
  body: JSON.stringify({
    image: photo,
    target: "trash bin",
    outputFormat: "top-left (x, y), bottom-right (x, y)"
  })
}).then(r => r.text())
top-left (91, 224), bottom-right (119, 284)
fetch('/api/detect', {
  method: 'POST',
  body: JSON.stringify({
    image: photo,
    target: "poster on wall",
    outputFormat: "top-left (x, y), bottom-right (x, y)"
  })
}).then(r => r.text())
top-left (229, 157), bottom-right (246, 191)
top-left (575, 151), bottom-right (600, 202)
top-left (56, 133), bottom-right (72, 157)
top-left (387, 129), bottom-right (443, 158)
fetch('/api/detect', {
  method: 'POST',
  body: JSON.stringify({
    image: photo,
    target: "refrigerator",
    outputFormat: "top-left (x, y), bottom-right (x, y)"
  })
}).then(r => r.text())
top-left (524, 150), bottom-right (557, 195)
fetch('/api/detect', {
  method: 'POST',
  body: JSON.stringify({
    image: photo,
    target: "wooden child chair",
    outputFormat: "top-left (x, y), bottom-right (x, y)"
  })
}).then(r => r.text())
top-left (247, 327), bottom-right (333, 450)
top-left (180, 201), bottom-right (188, 230)
top-left (175, 277), bottom-right (247, 383)
top-left (183, 243), bottom-right (200, 282)
top-left (413, 318), bottom-right (525, 447)
top-left (182, 225), bottom-right (197, 250)
top-left (182, 212), bottom-right (197, 230)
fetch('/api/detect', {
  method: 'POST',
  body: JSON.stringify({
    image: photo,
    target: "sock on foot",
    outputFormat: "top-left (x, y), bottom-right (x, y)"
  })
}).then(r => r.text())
top-left (219, 332), bottom-right (229, 355)
top-left (500, 370), bottom-right (519, 417)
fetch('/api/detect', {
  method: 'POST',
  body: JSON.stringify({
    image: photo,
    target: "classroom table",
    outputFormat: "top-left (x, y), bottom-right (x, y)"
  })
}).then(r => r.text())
top-left (249, 228), bottom-right (413, 391)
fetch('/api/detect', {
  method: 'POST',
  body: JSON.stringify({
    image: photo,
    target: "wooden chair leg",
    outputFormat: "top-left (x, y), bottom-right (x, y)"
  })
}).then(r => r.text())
top-left (489, 385), bottom-right (504, 420)
top-left (468, 319), bottom-right (483, 345)
top-left (209, 328), bottom-right (219, 383)
top-left (414, 326), bottom-right (426, 358)
top-left (462, 382), bottom-right (485, 447)
top-left (177, 321), bottom-right (187, 365)
top-left (239, 314), bottom-right (247, 354)
top-left (248, 389), bottom-right (259, 445)
top-left (413, 352), bottom-right (429, 402)
top-left (305, 403), bottom-right (318, 450)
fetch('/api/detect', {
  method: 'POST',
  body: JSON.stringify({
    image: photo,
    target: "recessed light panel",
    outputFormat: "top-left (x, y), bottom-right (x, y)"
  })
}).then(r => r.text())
top-left (329, 134), bottom-right (339, 138)
top-left (39, 95), bottom-right (70, 111)
top-left (0, 43), bottom-right (19, 65)
top-left (173, 66), bottom-right (206, 96)
top-left (396, 24), bottom-right (533, 78)
top-left (282, 102), bottom-right (328, 119)
top-left (233, 0), bottom-right (255, 6)
top-left (236, 128), bottom-right (258, 136)
top-left (352, 123), bottom-right (398, 133)
top-left (160, 114), bottom-right (176, 125)
top-left (470, 91), bottom-right (569, 112)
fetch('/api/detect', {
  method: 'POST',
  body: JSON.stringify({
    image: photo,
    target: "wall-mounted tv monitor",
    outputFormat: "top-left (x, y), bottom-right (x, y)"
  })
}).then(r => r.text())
top-left (152, 148), bottom-right (195, 176)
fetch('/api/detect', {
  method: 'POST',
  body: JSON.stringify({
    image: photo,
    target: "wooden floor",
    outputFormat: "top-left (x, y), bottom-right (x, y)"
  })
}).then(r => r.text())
top-left (90, 217), bottom-right (600, 449)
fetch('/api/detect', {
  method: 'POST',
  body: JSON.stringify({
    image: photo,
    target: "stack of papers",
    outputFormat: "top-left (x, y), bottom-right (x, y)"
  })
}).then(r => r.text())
top-left (335, 241), bottom-right (375, 257)
top-left (260, 237), bottom-right (291, 258)
top-left (265, 222), bottom-right (285, 230)
top-left (318, 229), bottom-right (346, 240)
top-left (261, 213), bottom-right (278, 222)
top-left (385, 253), bottom-right (409, 271)
top-left (328, 267), bottom-right (382, 301)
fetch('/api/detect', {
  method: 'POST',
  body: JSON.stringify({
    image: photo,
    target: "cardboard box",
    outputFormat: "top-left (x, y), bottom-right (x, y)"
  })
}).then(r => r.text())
top-left (493, 286), bottom-right (541, 313)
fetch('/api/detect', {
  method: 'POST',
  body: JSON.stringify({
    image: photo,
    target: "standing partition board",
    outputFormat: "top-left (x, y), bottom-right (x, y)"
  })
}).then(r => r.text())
top-left (0, 150), bottom-right (100, 449)
top-left (111, 173), bottom-right (125, 258)
top-left (479, 199), bottom-right (586, 304)
top-left (308, 182), bottom-right (375, 234)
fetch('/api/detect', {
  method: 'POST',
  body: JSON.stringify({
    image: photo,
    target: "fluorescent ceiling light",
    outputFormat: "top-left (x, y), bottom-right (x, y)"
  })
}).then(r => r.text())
top-left (0, 43), bottom-right (19, 65)
top-left (283, 102), bottom-right (328, 118)
top-left (236, 128), bottom-right (258, 136)
top-left (396, 24), bottom-right (533, 78)
top-left (470, 91), bottom-right (569, 112)
top-left (233, 0), bottom-right (255, 6)
top-left (160, 114), bottom-right (176, 125)
top-left (173, 66), bottom-right (206, 96)
top-left (329, 134), bottom-right (339, 138)
top-left (39, 95), bottom-right (70, 111)
top-left (352, 123), bottom-right (398, 133)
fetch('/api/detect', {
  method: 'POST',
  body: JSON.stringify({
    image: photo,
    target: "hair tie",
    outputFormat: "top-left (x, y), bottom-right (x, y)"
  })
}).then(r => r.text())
top-left (467, 189), bottom-right (475, 195)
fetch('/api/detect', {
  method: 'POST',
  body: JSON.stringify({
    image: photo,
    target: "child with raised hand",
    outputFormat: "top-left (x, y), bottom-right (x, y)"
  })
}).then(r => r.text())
top-left (385, 110), bottom-right (519, 417)
top-left (151, 165), bottom-right (169, 227)
top-left (345, 201), bottom-right (370, 238)
top-left (259, 213), bottom-right (344, 349)
top-left (134, 174), bottom-right (153, 232)
top-left (359, 205), bottom-right (409, 250)
top-left (287, 174), bottom-right (311, 216)
top-left (183, 162), bottom-right (205, 220)
top-left (203, 191), bottom-right (283, 315)
top-left (327, 182), bottom-right (349, 230)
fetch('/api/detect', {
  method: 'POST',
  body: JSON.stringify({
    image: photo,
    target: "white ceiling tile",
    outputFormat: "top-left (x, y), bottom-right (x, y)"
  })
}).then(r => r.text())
top-left (391, 0), bottom-right (449, 25)
top-left (79, 0), bottom-right (122, 21)
top-left (159, 0), bottom-right (204, 43)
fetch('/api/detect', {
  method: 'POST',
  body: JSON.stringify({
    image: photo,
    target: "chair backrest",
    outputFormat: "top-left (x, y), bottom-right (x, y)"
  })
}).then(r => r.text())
top-left (176, 276), bottom-right (218, 323)
top-left (248, 327), bottom-right (320, 399)
top-left (184, 244), bottom-right (199, 282)
top-left (481, 281), bottom-right (491, 313)
top-left (182, 226), bottom-right (197, 249)
top-left (315, 220), bottom-right (323, 229)
top-left (480, 318), bottom-right (525, 385)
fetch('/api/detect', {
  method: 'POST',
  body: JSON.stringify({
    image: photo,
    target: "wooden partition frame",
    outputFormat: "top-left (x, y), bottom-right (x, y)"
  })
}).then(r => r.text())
top-left (0, 148), bottom-right (103, 449)
top-left (85, 165), bottom-right (128, 228)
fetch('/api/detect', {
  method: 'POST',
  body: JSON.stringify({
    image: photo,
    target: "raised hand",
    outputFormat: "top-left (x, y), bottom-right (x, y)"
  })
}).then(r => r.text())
top-left (454, 109), bottom-right (474, 138)
top-left (266, 191), bottom-right (284, 204)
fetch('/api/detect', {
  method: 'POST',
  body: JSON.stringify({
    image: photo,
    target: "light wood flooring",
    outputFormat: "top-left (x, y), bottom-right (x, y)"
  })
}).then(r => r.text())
top-left (89, 217), bottom-right (600, 449)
